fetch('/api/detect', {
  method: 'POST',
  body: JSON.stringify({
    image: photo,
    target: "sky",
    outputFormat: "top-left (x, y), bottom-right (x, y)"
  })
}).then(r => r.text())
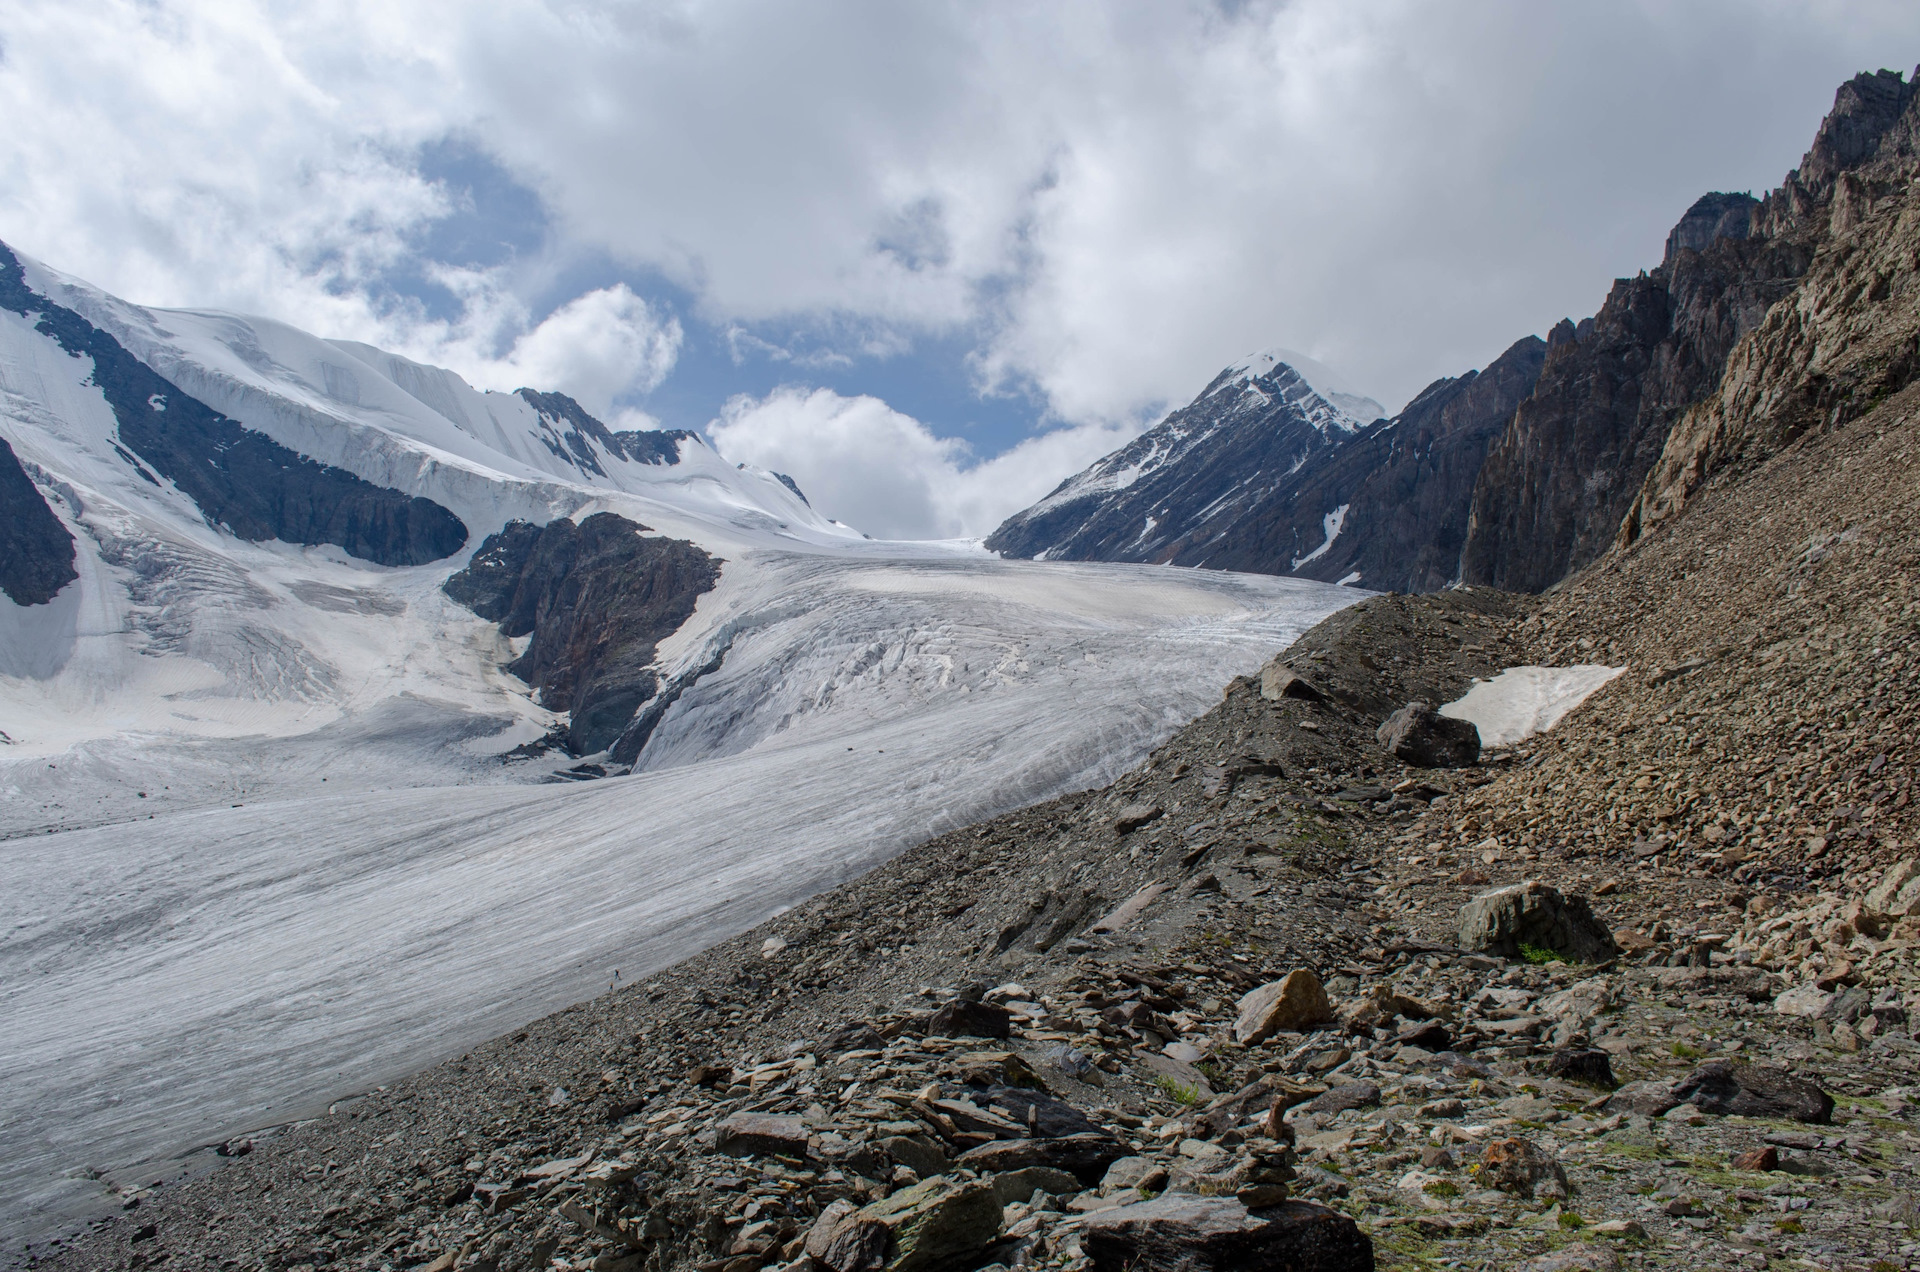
top-left (1, 2), bottom-right (1915, 539)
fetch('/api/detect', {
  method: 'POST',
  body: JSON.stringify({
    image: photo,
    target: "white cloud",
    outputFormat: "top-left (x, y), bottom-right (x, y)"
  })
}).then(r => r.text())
top-left (4, 0), bottom-right (1920, 507)
top-left (491, 284), bottom-right (682, 417)
top-left (708, 387), bottom-right (1132, 540)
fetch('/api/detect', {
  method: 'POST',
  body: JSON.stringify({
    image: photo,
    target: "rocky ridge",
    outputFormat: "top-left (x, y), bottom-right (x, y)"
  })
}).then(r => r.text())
top-left (0, 434), bottom-right (77, 606)
top-left (444, 513), bottom-right (723, 762)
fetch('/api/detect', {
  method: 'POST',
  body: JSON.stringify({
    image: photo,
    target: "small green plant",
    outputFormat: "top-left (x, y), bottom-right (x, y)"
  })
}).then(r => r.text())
top-left (1774, 1218), bottom-right (1805, 1234)
top-left (1671, 1041), bottom-right (1706, 1059)
top-left (1422, 1180), bottom-right (1461, 1198)
top-left (1558, 1212), bottom-right (1587, 1230)
top-left (1517, 942), bottom-right (1562, 965)
top-left (1154, 1075), bottom-right (1203, 1106)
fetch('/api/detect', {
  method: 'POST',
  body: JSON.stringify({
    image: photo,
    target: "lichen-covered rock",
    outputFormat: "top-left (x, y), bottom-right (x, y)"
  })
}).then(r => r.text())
top-left (1081, 1195), bottom-right (1372, 1272)
top-left (1457, 880), bottom-right (1620, 963)
top-left (1474, 1137), bottom-right (1569, 1199)
top-left (814, 1176), bottom-right (1003, 1272)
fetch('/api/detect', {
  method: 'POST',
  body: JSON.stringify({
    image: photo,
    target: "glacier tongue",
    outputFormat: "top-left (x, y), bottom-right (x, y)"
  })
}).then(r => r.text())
top-left (0, 243), bottom-right (1367, 1242)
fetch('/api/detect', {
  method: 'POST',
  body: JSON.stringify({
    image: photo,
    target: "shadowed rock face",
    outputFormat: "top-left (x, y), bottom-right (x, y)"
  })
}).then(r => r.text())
top-left (443, 512), bottom-right (721, 757)
top-left (984, 342), bottom-right (1543, 593)
top-left (0, 241), bottom-right (469, 568)
top-left (1464, 69), bottom-right (1920, 593)
top-left (984, 359), bottom-right (1372, 570)
top-left (0, 435), bottom-right (77, 606)
top-left (513, 387), bottom-right (700, 472)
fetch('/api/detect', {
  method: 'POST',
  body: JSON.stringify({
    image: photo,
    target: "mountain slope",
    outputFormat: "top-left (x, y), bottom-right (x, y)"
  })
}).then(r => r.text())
top-left (983, 353), bottom-right (1381, 567)
top-left (985, 339), bottom-right (1543, 592)
top-left (0, 242), bottom-right (1366, 1247)
top-left (1462, 68), bottom-right (1920, 591)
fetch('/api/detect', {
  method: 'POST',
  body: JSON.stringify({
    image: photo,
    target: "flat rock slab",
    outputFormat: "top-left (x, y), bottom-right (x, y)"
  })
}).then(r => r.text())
top-left (927, 999), bottom-right (1012, 1039)
top-left (1082, 1195), bottom-right (1372, 1272)
top-left (956, 1133), bottom-right (1130, 1187)
top-left (1235, 969), bottom-right (1334, 1044)
top-left (714, 1113), bottom-right (809, 1158)
top-left (1671, 1060), bottom-right (1834, 1124)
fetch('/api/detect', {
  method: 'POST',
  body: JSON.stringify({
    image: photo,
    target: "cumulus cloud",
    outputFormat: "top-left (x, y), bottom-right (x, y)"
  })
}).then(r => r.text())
top-left (4, 0), bottom-right (1920, 508)
top-left (492, 284), bottom-right (682, 417)
top-left (709, 387), bottom-right (1131, 540)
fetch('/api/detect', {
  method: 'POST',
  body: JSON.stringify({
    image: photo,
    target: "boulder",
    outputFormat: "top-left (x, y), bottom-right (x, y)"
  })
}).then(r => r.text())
top-left (1457, 881), bottom-right (1620, 963)
top-left (714, 1113), bottom-right (810, 1158)
top-left (1081, 1196), bottom-right (1372, 1272)
top-left (1394, 1020), bottom-right (1452, 1052)
top-left (1865, 858), bottom-right (1920, 917)
top-left (1602, 1080), bottom-right (1679, 1118)
top-left (1669, 1061), bottom-right (1834, 1124)
top-left (1305, 1081), bottom-right (1381, 1116)
top-left (1474, 1137), bottom-right (1568, 1199)
top-left (819, 1020), bottom-right (888, 1053)
top-left (1546, 1047), bottom-right (1616, 1088)
top-left (927, 999), bottom-right (1012, 1040)
top-left (880, 1135), bottom-right (951, 1178)
top-left (813, 1177), bottom-right (1003, 1272)
top-left (1376, 701), bottom-right (1481, 768)
top-left (1234, 970), bottom-right (1335, 1044)
top-left (1260, 663), bottom-right (1325, 703)
top-left (1775, 983), bottom-right (1836, 1018)
top-left (989, 1166), bottom-right (1080, 1205)
top-left (956, 1133), bottom-right (1130, 1187)
top-left (1115, 803), bottom-right (1164, 833)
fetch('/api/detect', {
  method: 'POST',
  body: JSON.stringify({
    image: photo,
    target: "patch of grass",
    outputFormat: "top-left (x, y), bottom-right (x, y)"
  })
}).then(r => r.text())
top-left (1422, 1180), bottom-right (1461, 1198)
top-left (1154, 1075), bottom-right (1204, 1106)
top-left (1558, 1212), bottom-right (1587, 1230)
top-left (1671, 1041), bottom-right (1706, 1059)
top-left (1871, 1261), bottom-right (1903, 1272)
top-left (1774, 1218), bottom-right (1805, 1234)
top-left (1517, 942), bottom-right (1563, 965)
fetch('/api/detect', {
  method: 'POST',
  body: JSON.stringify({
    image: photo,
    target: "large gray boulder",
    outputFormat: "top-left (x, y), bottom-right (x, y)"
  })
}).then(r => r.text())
top-left (1376, 701), bottom-right (1481, 767)
top-left (809, 1176), bottom-right (1003, 1272)
top-left (1081, 1196), bottom-right (1372, 1272)
top-left (1457, 881), bottom-right (1620, 963)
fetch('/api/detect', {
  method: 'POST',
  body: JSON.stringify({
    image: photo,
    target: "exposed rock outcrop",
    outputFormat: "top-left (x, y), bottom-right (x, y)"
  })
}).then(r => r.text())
top-left (0, 435), bottom-right (77, 606)
top-left (443, 512), bottom-right (721, 758)
top-left (1621, 70), bottom-right (1920, 547)
top-left (1469, 68), bottom-right (1920, 592)
top-left (984, 339), bottom-right (1543, 593)
top-left (983, 358), bottom-right (1375, 569)
top-left (0, 240), bottom-right (469, 568)
top-left (515, 387), bottom-right (702, 472)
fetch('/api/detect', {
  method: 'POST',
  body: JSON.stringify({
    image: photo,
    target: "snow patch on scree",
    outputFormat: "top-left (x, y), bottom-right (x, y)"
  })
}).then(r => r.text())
top-left (1439, 664), bottom-right (1625, 748)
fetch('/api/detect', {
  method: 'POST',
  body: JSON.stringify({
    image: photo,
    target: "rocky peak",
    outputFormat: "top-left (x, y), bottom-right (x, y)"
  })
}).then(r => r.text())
top-left (1796, 67), bottom-right (1918, 195)
top-left (1663, 192), bottom-right (1757, 265)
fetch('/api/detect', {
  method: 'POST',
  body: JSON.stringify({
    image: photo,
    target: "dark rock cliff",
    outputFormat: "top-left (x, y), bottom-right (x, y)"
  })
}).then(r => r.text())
top-left (984, 342), bottom-right (1542, 592)
top-left (983, 361), bottom-right (1376, 568)
top-left (0, 241), bottom-right (468, 567)
top-left (1463, 68), bottom-right (1920, 592)
top-left (1249, 336), bottom-right (1546, 593)
top-left (515, 388), bottom-right (700, 473)
top-left (0, 435), bottom-right (78, 606)
top-left (444, 513), bottom-right (721, 759)
top-left (1622, 69), bottom-right (1920, 545)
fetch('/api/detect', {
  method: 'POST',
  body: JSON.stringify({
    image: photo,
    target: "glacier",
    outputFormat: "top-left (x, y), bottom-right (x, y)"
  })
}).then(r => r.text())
top-left (0, 245), bottom-right (1365, 1242)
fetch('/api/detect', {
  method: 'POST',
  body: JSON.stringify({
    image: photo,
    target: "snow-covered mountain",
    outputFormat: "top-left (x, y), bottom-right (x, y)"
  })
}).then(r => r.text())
top-left (985, 342), bottom-right (1545, 592)
top-left (983, 350), bottom-right (1383, 565)
top-left (0, 242), bottom-right (1364, 1242)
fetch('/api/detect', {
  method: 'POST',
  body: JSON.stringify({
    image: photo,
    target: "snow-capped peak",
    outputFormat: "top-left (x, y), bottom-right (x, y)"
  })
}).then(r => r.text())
top-left (1215, 346), bottom-right (1386, 430)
